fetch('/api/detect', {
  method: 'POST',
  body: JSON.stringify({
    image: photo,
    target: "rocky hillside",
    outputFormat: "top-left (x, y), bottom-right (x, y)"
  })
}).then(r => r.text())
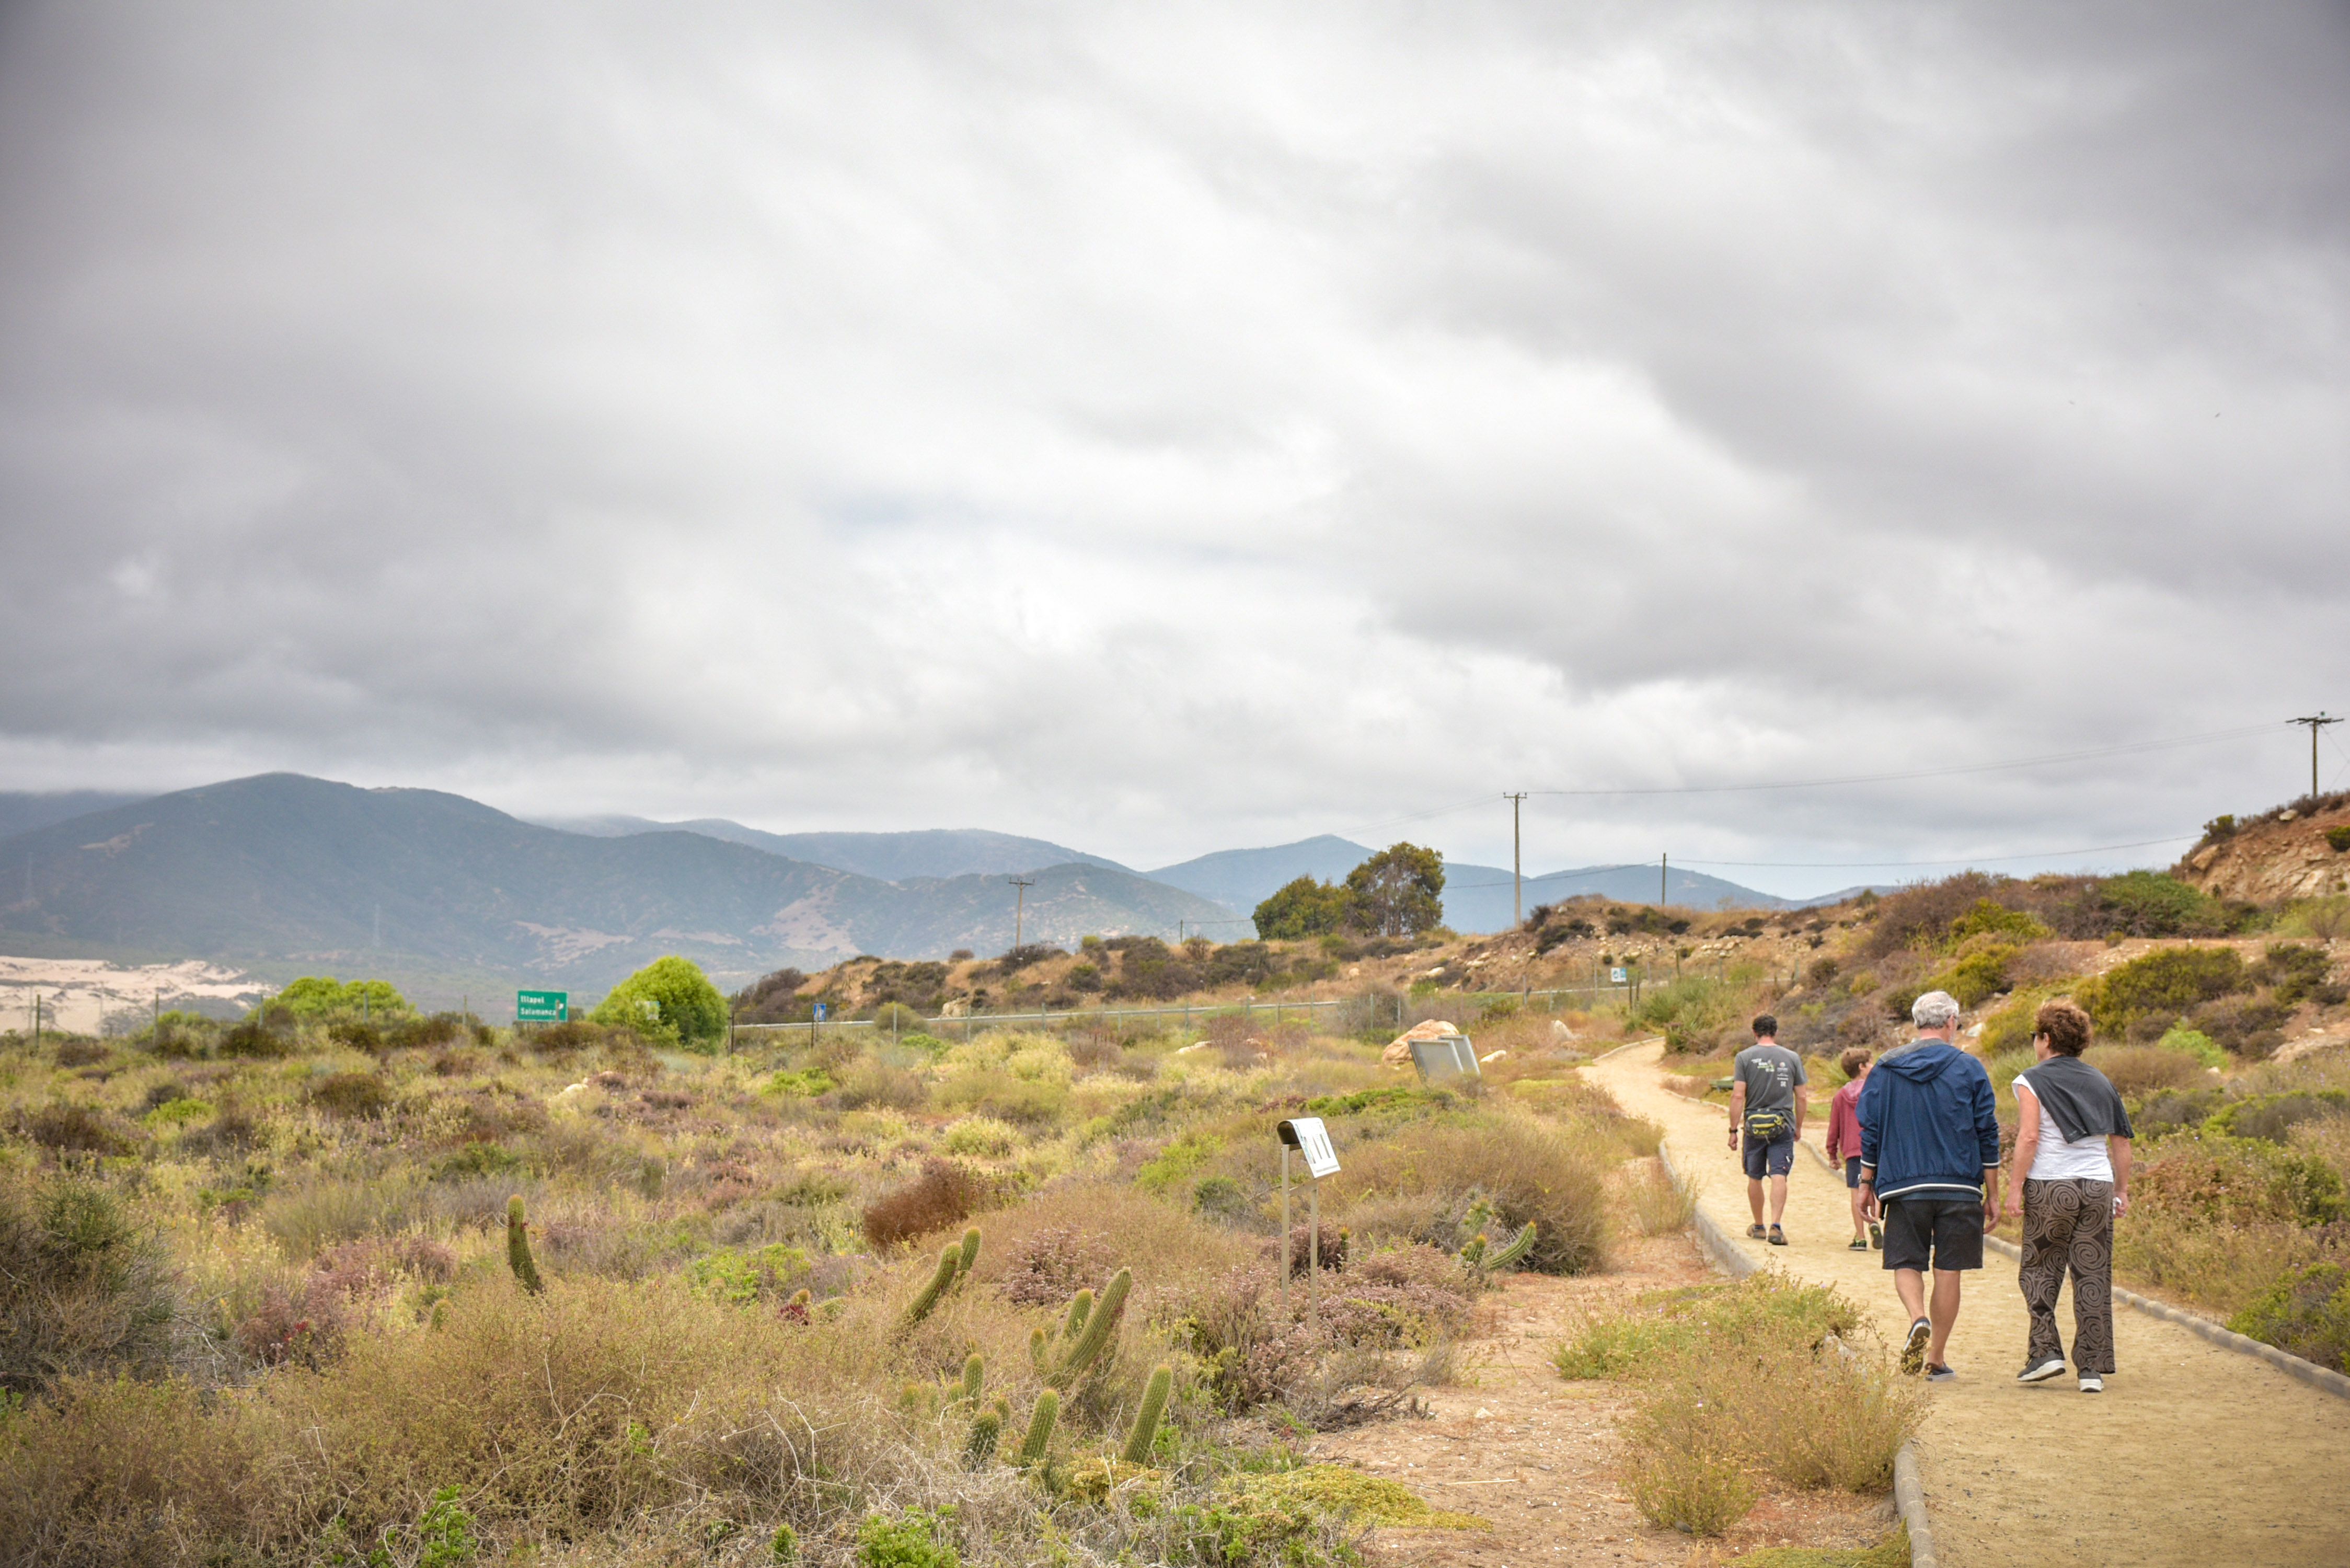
top-left (2176, 793), bottom-right (2350, 903)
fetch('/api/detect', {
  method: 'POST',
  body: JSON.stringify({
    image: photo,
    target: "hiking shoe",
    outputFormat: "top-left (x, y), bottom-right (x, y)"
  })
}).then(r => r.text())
top-left (1747, 1224), bottom-right (1768, 1239)
top-left (1868, 1221), bottom-right (1883, 1250)
top-left (2079, 1375), bottom-right (2103, 1394)
top-left (1900, 1318), bottom-right (1932, 1375)
top-left (1768, 1225), bottom-right (1788, 1246)
top-left (1848, 1238), bottom-right (1870, 1251)
top-left (1925, 1363), bottom-right (1956, 1382)
top-left (2018, 1358), bottom-right (2068, 1383)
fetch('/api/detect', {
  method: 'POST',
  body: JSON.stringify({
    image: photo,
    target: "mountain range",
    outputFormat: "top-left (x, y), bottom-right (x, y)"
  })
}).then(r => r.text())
top-left (0, 776), bottom-right (1816, 1002)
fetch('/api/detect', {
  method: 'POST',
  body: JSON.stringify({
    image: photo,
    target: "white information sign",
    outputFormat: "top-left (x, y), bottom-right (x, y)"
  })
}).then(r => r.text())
top-left (1610, 966), bottom-right (1628, 984)
top-left (1277, 1116), bottom-right (1341, 1179)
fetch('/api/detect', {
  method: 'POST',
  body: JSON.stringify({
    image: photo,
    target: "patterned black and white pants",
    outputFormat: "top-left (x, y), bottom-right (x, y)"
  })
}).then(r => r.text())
top-left (2018, 1177), bottom-right (2116, 1374)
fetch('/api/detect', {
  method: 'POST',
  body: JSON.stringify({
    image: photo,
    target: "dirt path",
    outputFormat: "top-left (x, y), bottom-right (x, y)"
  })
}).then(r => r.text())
top-left (1318, 1238), bottom-right (1895, 1565)
top-left (1588, 1041), bottom-right (2350, 1568)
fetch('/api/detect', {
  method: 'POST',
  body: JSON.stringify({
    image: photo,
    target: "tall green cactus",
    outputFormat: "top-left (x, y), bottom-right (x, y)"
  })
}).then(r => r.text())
top-left (1484, 1220), bottom-right (1537, 1271)
top-left (958, 1353), bottom-right (984, 1405)
top-left (506, 1195), bottom-right (544, 1295)
top-left (897, 1244), bottom-right (961, 1332)
top-left (964, 1399), bottom-right (1007, 1468)
top-left (1060, 1287), bottom-right (1092, 1341)
top-left (1017, 1390), bottom-right (1059, 1468)
top-left (1050, 1267), bottom-right (1130, 1388)
top-left (1120, 1364), bottom-right (1173, 1465)
top-left (957, 1226), bottom-right (982, 1282)
top-left (1028, 1325), bottom-right (1051, 1377)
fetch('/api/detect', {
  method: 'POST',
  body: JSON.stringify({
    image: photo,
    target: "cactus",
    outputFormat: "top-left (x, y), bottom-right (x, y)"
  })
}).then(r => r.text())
top-left (964, 1400), bottom-right (1006, 1468)
top-left (1120, 1363), bottom-right (1173, 1465)
top-left (1017, 1390), bottom-right (1059, 1468)
top-left (506, 1195), bottom-right (544, 1295)
top-left (1050, 1267), bottom-right (1130, 1388)
top-left (958, 1353), bottom-right (984, 1405)
top-left (897, 1244), bottom-right (961, 1332)
top-left (1060, 1287), bottom-right (1093, 1342)
top-left (1484, 1220), bottom-right (1536, 1271)
top-left (957, 1226), bottom-right (982, 1282)
top-left (1029, 1325), bottom-right (1051, 1377)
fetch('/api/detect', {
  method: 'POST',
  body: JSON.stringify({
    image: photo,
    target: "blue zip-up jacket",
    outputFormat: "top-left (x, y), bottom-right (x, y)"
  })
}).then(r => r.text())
top-left (1856, 1039), bottom-right (2000, 1202)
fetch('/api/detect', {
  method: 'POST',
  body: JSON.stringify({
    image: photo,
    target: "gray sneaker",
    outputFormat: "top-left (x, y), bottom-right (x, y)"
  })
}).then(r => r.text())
top-left (2018, 1358), bottom-right (2067, 1383)
top-left (1925, 1363), bottom-right (1956, 1382)
top-left (2079, 1375), bottom-right (2103, 1393)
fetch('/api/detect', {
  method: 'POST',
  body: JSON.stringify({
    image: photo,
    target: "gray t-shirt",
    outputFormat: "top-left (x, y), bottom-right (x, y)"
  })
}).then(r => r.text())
top-left (1734, 1042), bottom-right (1807, 1120)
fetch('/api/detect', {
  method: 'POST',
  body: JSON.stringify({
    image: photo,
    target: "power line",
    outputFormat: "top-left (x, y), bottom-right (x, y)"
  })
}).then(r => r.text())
top-left (1521, 722), bottom-right (2279, 798)
top-left (1670, 836), bottom-right (2196, 870)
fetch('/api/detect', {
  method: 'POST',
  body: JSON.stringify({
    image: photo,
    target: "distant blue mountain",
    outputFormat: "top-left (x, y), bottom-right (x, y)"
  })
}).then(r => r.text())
top-left (532, 816), bottom-right (1125, 883)
top-left (1145, 835), bottom-right (1374, 913)
top-left (0, 790), bottom-right (152, 840)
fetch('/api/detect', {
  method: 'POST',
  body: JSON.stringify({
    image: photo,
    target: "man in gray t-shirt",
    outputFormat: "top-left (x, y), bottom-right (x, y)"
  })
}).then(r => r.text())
top-left (1727, 1015), bottom-right (1807, 1244)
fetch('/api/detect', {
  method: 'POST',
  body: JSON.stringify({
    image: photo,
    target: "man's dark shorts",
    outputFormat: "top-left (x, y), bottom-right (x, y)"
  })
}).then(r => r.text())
top-left (1880, 1195), bottom-right (1985, 1272)
top-left (1844, 1156), bottom-right (1864, 1190)
top-left (1742, 1128), bottom-right (1796, 1181)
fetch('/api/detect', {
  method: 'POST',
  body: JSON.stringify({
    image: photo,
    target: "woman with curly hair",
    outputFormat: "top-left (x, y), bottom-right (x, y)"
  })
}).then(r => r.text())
top-left (2003, 998), bottom-right (2134, 1393)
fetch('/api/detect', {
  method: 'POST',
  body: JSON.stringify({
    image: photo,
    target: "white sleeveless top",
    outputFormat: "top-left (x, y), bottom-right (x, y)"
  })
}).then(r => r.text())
top-left (2014, 1069), bottom-right (2115, 1182)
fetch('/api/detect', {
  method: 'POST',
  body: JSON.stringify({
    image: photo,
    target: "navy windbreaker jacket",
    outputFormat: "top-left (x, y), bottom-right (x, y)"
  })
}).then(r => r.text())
top-left (1856, 1039), bottom-right (2001, 1202)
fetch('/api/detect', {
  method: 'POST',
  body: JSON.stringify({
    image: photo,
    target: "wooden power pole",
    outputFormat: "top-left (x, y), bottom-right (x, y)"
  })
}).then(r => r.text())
top-left (2290, 713), bottom-right (2340, 800)
top-left (1009, 876), bottom-right (1035, 949)
top-left (1506, 792), bottom-right (1527, 928)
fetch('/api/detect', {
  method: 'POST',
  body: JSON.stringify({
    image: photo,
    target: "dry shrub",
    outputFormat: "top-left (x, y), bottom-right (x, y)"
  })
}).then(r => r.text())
top-left (19, 1102), bottom-right (139, 1156)
top-left (1336, 1112), bottom-right (1614, 1275)
top-left (961, 1181), bottom-right (1257, 1309)
top-left (308, 1071), bottom-right (393, 1119)
top-left (0, 1175), bottom-right (180, 1398)
top-left (313, 1235), bottom-right (459, 1295)
top-left (996, 1224), bottom-right (1115, 1307)
top-left (862, 1159), bottom-right (993, 1249)
top-left (2082, 1044), bottom-right (2205, 1099)
top-left (831, 1059), bottom-right (928, 1111)
top-left (1623, 1160), bottom-right (1696, 1236)
top-left (52, 1039), bottom-right (111, 1068)
top-left (233, 1275), bottom-right (349, 1369)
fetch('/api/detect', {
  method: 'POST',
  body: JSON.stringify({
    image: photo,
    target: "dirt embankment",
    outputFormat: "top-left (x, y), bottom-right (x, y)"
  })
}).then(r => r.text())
top-left (2178, 799), bottom-right (2350, 904)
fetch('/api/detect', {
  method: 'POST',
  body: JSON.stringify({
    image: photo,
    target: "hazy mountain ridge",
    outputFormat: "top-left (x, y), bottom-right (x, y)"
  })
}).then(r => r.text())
top-left (0, 776), bottom-right (1232, 995)
top-left (531, 816), bottom-right (1125, 881)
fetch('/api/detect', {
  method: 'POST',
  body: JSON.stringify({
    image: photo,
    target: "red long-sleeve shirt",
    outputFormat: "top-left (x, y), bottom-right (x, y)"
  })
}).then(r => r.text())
top-left (1825, 1076), bottom-right (1866, 1163)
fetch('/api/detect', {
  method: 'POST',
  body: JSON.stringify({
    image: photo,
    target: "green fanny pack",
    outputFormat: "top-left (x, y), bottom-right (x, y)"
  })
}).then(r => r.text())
top-left (1743, 1110), bottom-right (1793, 1142)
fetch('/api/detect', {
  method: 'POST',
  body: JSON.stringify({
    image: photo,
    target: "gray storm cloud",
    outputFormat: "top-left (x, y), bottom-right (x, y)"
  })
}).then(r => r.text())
top-left (0, 2), bottom-right (2344, 891)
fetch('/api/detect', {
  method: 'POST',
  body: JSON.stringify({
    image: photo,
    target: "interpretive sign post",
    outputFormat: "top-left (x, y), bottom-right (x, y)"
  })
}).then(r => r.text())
top-left (516, 989), bottom-right (568, 1024)
top-left (1276, 1116), bottom-right (1341, 1327)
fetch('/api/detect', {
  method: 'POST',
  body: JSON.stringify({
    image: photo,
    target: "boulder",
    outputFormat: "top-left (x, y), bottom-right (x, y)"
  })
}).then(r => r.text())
top-left (1381, 1017), bottom-right (1461, 1066)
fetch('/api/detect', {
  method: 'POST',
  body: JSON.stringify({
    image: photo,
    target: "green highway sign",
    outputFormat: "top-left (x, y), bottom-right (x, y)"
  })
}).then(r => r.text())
top-left (516, 989), bottom-right (569, 1023)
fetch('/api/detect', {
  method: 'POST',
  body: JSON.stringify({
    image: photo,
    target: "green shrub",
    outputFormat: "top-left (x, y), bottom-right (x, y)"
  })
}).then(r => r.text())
top-left (1948, 898), bottom-right (2049, 946)
top-left (1632, 977), bottom-right (1742, 1052)
top-left (2205, 1090), bottom-right (2350, 1145)
top-left (2250, 942), bottom-right (2338, 1006)
top-left (1921, 942), bottom-right (2019, 1009)
top-left (1340, 1114), bottom-right (1614, 1275)
top-left (2083, 871), bottom-right (2238, 938)
top-left (2130, 1134), bottom-right (2345, 1228)
top-left (857, 1508), bottom-right (961, 1568)
top-left (2155, 1022), bottom-right (2227, 1069)
top-left (2327, 826), bottom-right (2350, 853)
top-left (308, 1071), bottom-right (393, 1119)
top-left (591, 956), bottom-right (729, 1051)
top-left (2228, 1262), bottom-right (2350, 1374)
top-left (0, 1176), bottom-right (178, 1396)
top-left (2076, 947), bottom-right (2248, 1037)
top-left (1552, 1274), bottom-right (1860, 1380)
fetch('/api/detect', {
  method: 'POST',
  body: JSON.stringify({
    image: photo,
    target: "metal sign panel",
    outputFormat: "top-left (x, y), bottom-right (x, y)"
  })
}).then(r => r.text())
top-left (1408, 1034), bottom-right (1480, 1086)
top-left (1276, 1115), bottom-right (1341, 1179)
top-left (813, 1002), bottom-right (828, 1022)
top-left (516, 989), bottom-right (568, 1023)
top-left (1609, 966), bottom-right (1628, 984)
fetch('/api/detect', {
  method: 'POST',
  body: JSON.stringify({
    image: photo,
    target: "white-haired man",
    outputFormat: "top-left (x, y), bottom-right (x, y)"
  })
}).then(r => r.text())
top-left (1857, 990), bottom-right (2001, 1382)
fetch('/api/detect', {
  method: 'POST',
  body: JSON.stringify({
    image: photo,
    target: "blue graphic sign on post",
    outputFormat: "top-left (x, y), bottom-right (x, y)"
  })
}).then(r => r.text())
top-left (813, 1002), bottom-right (828, 1022)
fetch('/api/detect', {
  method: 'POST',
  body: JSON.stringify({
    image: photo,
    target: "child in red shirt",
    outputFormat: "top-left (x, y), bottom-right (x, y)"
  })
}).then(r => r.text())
top-left (1825, 1047), bottom-right (1879, 1250)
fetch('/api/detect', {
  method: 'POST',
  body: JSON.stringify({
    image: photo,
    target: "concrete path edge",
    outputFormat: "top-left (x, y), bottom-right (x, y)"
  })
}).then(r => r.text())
top-left (1657, 1141), bottom-right (1937, 1568)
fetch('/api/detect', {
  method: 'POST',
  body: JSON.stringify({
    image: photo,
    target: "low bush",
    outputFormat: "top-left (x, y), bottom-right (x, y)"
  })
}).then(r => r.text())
top-left (307, 1070), bottom-right (393, 1119)
top-left (2229, 1261), bottom-right (2350, 1374)
top-left (17, 1102), bottom-right (137, 1156)
top-left (2188, 994), bottom-right (2295, 1059)
top-left (0, 1175), bottom-right (179, 1397)
top-left (2076, 947), bottom-right (2248, 1038)
top-left (1623, 1161), bottom-right (1696, 1237)
top-left (1338, 1113), bottom-right (1614, 1275)
top-left (2081, 1045), bottom-right (2206, 1100)
top-left (2250, 942), bottom-right (2341, 1007)
top-left (863, 1159), bottom-right (995, 1249)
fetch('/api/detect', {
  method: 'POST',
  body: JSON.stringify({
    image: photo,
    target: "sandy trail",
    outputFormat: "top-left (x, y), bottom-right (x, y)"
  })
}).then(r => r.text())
top-left (1588, 1041), bottom-right (2350, 1568)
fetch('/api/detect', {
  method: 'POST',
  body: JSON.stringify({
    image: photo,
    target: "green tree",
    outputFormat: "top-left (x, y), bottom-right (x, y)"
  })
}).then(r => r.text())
top-left (1345, 843), bottom-right (1445, 937)
top-left (274, 976), bottom-right (411, 1019)
top-left (1253, 875), bottom-right (1351, 940)
top-left (592, 955), bottom-right (729, 1052)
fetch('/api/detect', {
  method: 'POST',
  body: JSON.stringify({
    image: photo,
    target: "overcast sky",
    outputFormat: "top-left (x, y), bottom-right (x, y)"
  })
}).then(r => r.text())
top-left (2, 2), bottom-right (2345, 895)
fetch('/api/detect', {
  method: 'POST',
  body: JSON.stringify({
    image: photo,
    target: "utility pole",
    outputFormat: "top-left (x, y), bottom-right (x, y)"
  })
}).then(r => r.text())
top-left (2290, 713), bottom-right (2341, 801)
top-left (1660, 852), bottom-right (1668, 908)
top-left (1009, 876), bottom-right (1035, 950)
top-left (1505, 792), bottom-right (1527, 928)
